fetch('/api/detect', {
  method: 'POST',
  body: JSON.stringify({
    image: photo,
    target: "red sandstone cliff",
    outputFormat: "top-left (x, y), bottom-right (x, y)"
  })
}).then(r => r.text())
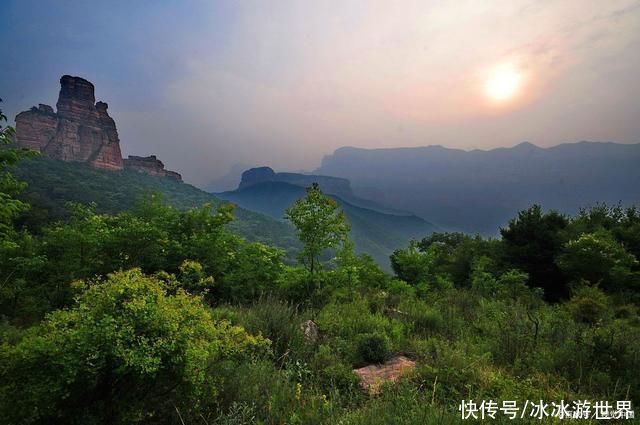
top-left (124, 155), bottom-right (182, 181)
top-left (15, 75), bottom-right (124, 170)
top-left (15, 76), bottom-right (182, 181)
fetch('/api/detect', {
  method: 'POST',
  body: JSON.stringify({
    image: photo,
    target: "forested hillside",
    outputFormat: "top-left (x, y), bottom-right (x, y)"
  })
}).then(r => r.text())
top-left (12, 156), bottom-right (301, 258)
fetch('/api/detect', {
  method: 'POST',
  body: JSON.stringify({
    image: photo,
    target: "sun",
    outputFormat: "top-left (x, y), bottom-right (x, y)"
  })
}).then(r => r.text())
top-left (484, 64), bottom-right (523, 102)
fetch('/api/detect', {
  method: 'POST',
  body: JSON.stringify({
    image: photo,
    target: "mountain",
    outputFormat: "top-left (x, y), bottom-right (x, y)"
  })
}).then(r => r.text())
top-left (13, 157), bottom-right (301, 259)
top-left (216, 167), bottom-right (438, 267)
top-left (316, 142), bottom-right (640, 234)
top-left (14, 75), bottom-right (181, 180)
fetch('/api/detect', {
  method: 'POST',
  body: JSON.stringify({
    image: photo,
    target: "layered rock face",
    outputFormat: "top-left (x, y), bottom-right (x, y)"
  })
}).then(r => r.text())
top-left (124, 155), bottom-right (182, 181)
top-left (15, 76), bottom-right (124, 170)
top-left (15, 76), bottom-right (182, 180)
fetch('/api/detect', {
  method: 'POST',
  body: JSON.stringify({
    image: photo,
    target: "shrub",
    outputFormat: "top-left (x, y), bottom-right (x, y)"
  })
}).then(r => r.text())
top-left (0, 269), bottom-right (270, 425)
top-left (356, 332), bottom-right (391, 364)
top-left (235, 296), bottom-right (308, 364)
top-left (399, 299), bottom-right (444, 337)
top-left (567, 285), bottom-right (609, 324)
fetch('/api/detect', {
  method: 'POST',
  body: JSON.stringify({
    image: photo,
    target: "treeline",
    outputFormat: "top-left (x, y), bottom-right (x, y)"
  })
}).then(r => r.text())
top-left (2, 105), bottom-right (640, 424)
top-left (391, 203), bottom-right (640, 302)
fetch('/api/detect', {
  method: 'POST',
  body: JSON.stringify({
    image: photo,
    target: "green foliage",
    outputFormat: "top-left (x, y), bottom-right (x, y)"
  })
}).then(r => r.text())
top-left (0, 100), bottom-right (35, 237)
top-left (501, 205), bottom-right (569, 300)
top-left (567, 285), bottom-right (610, 324)
top-left (286, 183), bottom-right (351, 273)
top-left (13, 156), bottom-right (301, 256)
top-left (223, 242), bottom-right (284, 302)
top-left (398, 299), bottom-right (444, 337)
top-left (390, 241), bottom-right (433, 285)
top-left (557, 230), bottom-right (637, 289)
top-left (231, 297), bottom-right (308, 364)
top-left (0, 269), bottom-right (270, 424)
top-left (356, 332), bottom-right (391, 364)
top-left (316, 297), bottom-right (403, 365)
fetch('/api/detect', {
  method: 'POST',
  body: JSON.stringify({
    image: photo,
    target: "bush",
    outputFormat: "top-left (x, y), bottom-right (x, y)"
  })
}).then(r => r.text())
top-left (0, 269), bottom-right (270, 425)
top-left (356, 333), bottom-right (391, 364)
top-left (235, 296), bottom-right (308, 364)
top-left (316, 297), bottom-right (404, 364)
top-left (567, 285), bottom-right (609, 324)
top-left (399, 299), bottom-right (444, 337)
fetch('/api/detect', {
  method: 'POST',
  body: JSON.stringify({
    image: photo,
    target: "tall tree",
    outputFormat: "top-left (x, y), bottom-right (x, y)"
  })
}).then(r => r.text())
top-left (500, 205), bottom-right (569, 300)
top-left (285, 183), bottom-right (350, 274)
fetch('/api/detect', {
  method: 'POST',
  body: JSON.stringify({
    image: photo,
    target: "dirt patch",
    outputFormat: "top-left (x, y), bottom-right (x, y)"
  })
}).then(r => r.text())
top-left (353, 355), bottom-right (416, 394)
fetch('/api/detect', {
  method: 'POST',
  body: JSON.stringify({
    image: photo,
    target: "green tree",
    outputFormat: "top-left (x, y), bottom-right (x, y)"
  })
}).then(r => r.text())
top-left (223, 241), bottom-right (284, 302)
top-left (0, 100), bottom-right (42, 322)
top-left (390, 240), bottom-right (433, 285)
top-left (285, 183), bottom-right (350, 274)
top-left (0, 269), bottom-right (270, 425)
top-left (500, 205), bottom-right (569, 300)
top-left (0, 99), bottom-right (35, 236)
top-left (556, 230), bottom-right (638, 290)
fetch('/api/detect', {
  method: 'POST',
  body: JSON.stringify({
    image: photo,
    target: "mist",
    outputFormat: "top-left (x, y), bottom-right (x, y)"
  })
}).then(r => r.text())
top-left (1, 0), bottom-right (640, 186)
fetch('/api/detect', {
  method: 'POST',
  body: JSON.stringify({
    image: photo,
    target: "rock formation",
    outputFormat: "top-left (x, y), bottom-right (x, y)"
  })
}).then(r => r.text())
top-left (15, 75), bottom-right (124, 170)
top-left (15, 75), bottom-right (182, 180)
top-left (300, 320), bottom-right (319, 344)
top-left (239, 166), bottom-right (354, 198)
top-left (353, 355), bottom-right (416, 394)
top-left (124, 155), bottom-right (182, 181)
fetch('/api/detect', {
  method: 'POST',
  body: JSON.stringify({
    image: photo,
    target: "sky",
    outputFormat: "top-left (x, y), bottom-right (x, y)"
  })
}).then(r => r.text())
top-left (1, 0), bottom-right (639, 186)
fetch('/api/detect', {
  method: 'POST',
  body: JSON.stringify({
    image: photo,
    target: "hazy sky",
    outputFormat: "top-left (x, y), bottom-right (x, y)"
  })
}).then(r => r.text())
top-left (1, 0), bottom-right (639, 186)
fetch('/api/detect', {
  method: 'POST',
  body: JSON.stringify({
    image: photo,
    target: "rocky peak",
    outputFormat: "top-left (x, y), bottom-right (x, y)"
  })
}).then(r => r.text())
top-left (56, 75), bottom-right (97, 122)
top-left (95, 101), bottom-right (108, 112)
top-left (239, 166), bottom-right (276, 188)
top-left (15, 75), bottom-right (123, 170)
top-left (124, 155), bottom-right (182, 182)
top-left (15, 75), bottom-right (183, 180)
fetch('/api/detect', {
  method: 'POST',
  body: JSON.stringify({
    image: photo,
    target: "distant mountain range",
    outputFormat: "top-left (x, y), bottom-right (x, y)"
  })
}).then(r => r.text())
top-left (315, 141), bottom-right (640, 234)
top-left (216, 167), bottom-right (438, 267)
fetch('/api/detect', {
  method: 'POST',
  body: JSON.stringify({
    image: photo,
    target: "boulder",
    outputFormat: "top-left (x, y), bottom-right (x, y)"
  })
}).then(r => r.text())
top-left (300, 320), bottom-right (319, 344)
top-left (353, 355), bottom-right (416, 394)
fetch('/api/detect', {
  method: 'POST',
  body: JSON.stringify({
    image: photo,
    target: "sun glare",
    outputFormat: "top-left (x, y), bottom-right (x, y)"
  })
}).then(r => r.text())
top-left (484, 64), bottom-right (523, 102)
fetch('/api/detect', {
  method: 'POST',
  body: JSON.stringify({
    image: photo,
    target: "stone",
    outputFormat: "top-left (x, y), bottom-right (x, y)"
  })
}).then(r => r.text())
top-left (15, 75), bottom-right (124, 170)
top-left (124, 155), bottom-right (182, 181)
top-left (353, 355), bottom-right (416, 394)
top-left (300, 320), bottom-right (319, 344)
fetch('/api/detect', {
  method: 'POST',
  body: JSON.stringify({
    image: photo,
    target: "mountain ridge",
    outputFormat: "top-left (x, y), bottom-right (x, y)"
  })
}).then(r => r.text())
top-left (316, 141), bottom-right (640, 234)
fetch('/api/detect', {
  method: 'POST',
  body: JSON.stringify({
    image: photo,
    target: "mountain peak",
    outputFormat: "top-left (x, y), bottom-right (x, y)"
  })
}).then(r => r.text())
top-left (512, 141), bottom-right (540, 150)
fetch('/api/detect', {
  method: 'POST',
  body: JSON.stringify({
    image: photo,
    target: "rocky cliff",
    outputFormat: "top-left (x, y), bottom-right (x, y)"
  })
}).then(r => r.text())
top-left (15, 75), bottom-right (181, 180)
top-left (124, 155), bottom-right (182, 181)
top-left (15, 75), bottom-right (124, 170)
